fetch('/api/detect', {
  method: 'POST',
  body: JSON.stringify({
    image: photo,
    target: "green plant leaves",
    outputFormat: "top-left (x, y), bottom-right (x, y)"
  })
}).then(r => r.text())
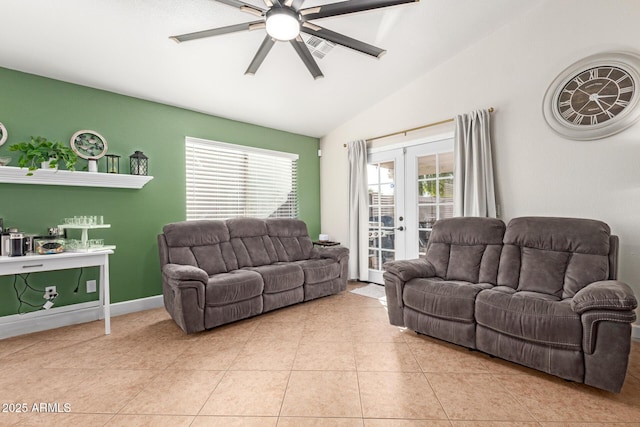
top-left (8, 136), bottom-right (78, 175)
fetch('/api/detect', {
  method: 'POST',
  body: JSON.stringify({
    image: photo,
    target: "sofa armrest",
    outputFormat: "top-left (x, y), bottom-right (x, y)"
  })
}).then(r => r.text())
top-left (311, 246), bottom-right (349, 262)
top-left (162, 263), bottom-right (208, 284)
top-left (381, 259), bottom-right (435, 327)
top-left (161, 264), bottom-right (207, 333)
top-left (571, 280), bottom-right (638, 314)
top-left (383, 259), bottom-right (436, 282)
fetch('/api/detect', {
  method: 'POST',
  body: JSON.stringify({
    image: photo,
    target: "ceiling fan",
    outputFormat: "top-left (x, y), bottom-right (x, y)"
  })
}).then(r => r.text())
top-left (170, 0), bottom-right (420, 79)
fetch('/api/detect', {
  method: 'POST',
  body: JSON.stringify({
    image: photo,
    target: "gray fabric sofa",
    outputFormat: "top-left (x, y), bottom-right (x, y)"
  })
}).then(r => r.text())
top-left (158, 217), bottom-right (348, 334)
top-left (384, 216), bottom-right (637, 393)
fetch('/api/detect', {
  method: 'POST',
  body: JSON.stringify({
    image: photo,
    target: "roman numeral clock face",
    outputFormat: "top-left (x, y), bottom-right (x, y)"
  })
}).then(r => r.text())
top-left (543, 52), bottom-right (640, 140)
top-left (558, 67), bottom-right (633, 125)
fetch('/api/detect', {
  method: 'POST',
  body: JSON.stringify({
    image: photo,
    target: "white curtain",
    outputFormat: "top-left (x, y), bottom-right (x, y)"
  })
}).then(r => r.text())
top-left (453, 109), bottom-right (497, 217)
top-left (347, 139), bottom-right (369, 281)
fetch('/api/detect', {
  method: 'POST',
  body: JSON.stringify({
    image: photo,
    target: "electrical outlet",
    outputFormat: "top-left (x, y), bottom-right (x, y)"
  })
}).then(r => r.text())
top-left (86, 280), bottom-right (97, 293)
top-left (43, 286), bottom-right (58, 300)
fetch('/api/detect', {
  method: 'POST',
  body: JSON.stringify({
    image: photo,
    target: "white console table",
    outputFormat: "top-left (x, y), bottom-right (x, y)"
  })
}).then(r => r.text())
top-left (0, 250), bottom-right (114, 334)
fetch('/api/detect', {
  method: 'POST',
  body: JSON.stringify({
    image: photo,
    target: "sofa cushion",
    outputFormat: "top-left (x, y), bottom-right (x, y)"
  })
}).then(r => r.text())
top-left (246, 263), bottom-right (304, 294)
top-left (191, 244), bottom-right (232, 276)
top-left (446, 245), bottom-right (488, 282)
top-left (403, 278), bottom-right (493, 322)
top-left (475, 288), bottom-right (582, 350)
top-left (227, 217), bottom-right (278, 267)
top-left (517, 247), bottom-right (570, 298)
top-left (206, 270), bottom-right (264, 307)
top-left (425, 217), bottom-right (505, 284)
top-left (266, 218), bottom-right (313, 262)
top-left (499, 217), bottom-right (611, 298)
top-left (163, 220), bottom-right (230, 247)
top-left (296, 259), bottom-right (341, 284)
top-left (163, 220), bottom-right (238, 275)
top-left (504, 217), bottom-right (611, 254)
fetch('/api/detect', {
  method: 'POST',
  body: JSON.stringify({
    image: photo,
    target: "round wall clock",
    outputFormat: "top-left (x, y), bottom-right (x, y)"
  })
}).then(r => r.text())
top-left (0, 122), bottom-right (7, 146)
top-left (542, 51), bottom-right (640, 140)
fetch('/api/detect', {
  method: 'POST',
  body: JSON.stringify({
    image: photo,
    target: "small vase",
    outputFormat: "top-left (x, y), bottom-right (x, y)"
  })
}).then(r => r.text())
top-left (41, 158), bottom-right (57, 170)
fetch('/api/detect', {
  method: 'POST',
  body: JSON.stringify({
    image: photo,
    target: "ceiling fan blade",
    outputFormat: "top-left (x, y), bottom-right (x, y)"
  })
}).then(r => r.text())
top-left (301, 23), bottom-right (385, 58)
top-left (170, 21), bottom-right (263, 42)
top-left (291, 0), bottom-right (305, 9)
top-left (214, 0), bottom-right (266, 14)
top-left (300, 0), bottom-right (418, 20)
top-left (290, 37), bottom-right (324, 79)
top-left (245, 35), bottom-right (276, 75)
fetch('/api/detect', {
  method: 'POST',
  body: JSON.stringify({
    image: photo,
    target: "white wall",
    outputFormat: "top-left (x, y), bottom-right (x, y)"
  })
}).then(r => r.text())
top-left (320, 0), bottom-right (640, 310)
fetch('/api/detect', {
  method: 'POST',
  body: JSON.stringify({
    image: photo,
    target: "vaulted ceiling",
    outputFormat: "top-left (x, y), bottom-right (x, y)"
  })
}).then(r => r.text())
top-left (0, 0), bottom-right (540, 137)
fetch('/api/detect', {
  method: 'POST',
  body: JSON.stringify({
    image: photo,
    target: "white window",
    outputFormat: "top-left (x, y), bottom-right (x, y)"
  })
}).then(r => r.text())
top-left (185, 137), bottom-right (299, 220)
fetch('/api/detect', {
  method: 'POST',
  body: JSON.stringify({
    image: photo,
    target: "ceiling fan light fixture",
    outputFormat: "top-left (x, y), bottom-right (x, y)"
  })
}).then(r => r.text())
top-left (265, 7), bottom-right (300, 41)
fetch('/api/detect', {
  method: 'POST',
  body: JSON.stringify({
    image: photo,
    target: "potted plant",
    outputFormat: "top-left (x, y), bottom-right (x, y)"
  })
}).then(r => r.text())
top-left (9, 136), bottom-right (77, 176)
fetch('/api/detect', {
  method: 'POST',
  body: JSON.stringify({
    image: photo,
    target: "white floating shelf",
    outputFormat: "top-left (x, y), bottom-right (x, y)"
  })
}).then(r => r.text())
top-left (0, 166), bottom-right (153, 189)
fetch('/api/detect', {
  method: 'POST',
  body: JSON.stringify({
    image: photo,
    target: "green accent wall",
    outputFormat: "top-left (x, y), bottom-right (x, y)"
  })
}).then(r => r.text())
top-left (0, 67), bottom-right (320, 317)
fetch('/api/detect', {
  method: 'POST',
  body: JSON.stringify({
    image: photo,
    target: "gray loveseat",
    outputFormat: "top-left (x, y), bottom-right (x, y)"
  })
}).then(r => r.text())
top-left (158, 217), bottom-right (348, 334)
top-left (384, 216), bottom-right (637, 393)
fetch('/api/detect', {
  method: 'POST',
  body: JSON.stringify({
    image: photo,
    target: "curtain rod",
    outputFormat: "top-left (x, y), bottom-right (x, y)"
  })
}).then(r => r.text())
top-left (343, 107), bottom-right (494, 147)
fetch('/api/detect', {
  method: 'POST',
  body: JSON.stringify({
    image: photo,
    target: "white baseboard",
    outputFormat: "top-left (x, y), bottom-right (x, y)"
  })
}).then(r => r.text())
top-left (633, 324), bottom-right (640, 340)
top-left (0, 295), bottom-right (164, 339)
top-left (110, 295), bottom-right (164, 316)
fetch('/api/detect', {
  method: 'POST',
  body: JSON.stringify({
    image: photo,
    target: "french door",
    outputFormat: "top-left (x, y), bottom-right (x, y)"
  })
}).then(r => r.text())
top-left (367, 137), bottom-right (454, 284)
top-left (367, 150), bottom-right (405, 285)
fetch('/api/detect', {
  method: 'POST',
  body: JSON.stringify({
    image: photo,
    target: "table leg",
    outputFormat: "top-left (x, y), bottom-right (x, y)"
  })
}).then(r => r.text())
top-left (100, 255), bottom-right (111, 335)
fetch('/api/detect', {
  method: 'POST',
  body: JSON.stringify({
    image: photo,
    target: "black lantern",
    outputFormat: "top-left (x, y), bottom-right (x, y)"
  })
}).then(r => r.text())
top-left (129, 151), bottom-right (148, 176)
top-left (105, 154), bottom-right (120, 174)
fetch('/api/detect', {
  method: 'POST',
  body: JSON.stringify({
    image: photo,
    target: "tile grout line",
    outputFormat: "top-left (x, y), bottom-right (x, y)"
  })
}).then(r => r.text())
top-left (353, 338), bottom-right (366, 422)
top-left (191, 320), bottom-right (260, 421)
top-left (486, 370), bottom-right (541, 424)
top-left (275, 321), bottom-right (303, 422)
top-left (404, 334), bottom-right (452, 425)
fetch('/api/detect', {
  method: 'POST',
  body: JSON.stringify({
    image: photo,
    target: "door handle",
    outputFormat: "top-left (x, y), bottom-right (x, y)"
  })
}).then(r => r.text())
top-left (396, 226), bottom-right (404, 231)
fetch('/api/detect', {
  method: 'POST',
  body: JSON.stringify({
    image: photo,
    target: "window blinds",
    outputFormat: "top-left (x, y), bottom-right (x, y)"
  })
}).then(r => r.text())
top-left (185, 137), bottom-right (299, 221)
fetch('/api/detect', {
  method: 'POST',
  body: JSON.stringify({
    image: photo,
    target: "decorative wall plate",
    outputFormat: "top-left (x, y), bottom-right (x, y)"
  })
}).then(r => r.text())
top-left (0, 122), bottom-right (7, 146)
top-left (542, 51), bottom-right (640, 140)
top-left (70, 130), bottom-right (108, 159)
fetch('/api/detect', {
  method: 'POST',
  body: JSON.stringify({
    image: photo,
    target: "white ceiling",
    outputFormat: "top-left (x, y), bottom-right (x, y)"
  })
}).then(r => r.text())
top-left (0, 0), bottom-right (540, 137)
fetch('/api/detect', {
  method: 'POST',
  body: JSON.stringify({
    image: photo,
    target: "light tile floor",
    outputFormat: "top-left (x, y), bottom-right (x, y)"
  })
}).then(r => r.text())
top-left (0, 281), bottom-right (639, 426)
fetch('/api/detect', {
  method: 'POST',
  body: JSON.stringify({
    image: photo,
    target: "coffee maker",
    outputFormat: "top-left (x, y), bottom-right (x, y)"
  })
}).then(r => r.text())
top-left (1, 228), bottom-right (26, 257)
top-left (8, 232), bottom-right (26, 256)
